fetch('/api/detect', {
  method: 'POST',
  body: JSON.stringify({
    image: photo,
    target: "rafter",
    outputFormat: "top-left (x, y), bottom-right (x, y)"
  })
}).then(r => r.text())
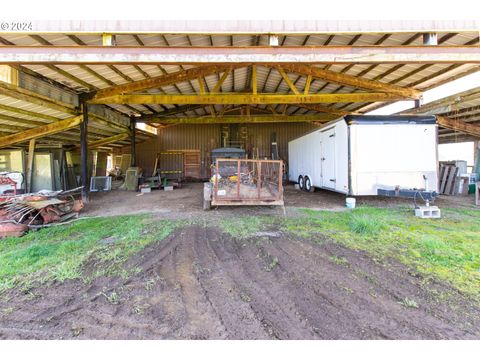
top-left (277, 63), bottom-right (422, 99)
top-left (89, 92), bottom-right (405, 105)
top-left (0, 115), bottom-right (82, 148)
top-left (437, 116), bottom-right (480, 138)
top-left (91, 64), bottom-right (245, 100)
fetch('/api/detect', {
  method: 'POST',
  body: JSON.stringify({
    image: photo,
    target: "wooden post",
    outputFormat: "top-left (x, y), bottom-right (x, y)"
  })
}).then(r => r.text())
top-left (26, 138), bottom-right (35, 193)
top-left (80, 101), bottom-right (89, 202)
top-left (130, 117), bottom-right (136, 167)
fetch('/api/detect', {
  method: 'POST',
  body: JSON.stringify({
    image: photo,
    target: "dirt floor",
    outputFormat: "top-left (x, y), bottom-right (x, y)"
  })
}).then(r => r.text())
top-left (83, 182), bottom-right (477, 219)
top-left (0, 225), bottom-right (478, 340)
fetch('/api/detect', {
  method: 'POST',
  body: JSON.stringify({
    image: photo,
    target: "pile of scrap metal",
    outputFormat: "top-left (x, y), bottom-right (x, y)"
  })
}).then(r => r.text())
top-left (0, 187), bottom-right (84, 238)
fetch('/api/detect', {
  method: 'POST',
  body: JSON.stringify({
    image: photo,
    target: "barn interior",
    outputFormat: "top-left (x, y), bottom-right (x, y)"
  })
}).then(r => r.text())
top-left (0, 21), bottom-right (479, 219)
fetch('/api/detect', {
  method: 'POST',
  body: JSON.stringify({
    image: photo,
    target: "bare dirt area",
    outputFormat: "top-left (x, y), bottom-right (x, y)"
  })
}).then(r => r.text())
top-left (1, 225), bottom-right (478, 340)
top-left (83, 182), bottom-right (476, 219)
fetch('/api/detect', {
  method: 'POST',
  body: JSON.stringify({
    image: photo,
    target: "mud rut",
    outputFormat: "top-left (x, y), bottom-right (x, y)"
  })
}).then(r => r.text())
top-left (0, 225), bottom-right (479, 340)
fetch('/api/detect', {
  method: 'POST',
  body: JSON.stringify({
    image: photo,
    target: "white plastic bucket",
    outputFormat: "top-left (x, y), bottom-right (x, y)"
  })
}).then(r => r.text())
top-left (346, 197), bottom-right (356, 209)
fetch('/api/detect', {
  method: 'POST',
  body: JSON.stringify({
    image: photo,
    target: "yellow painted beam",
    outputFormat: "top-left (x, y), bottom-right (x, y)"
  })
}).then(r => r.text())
top-left (276, 66), bottom-right (300, 95)
top-left (252, 65), bottom-right (257, 95)
top-left (0, 115), bottom-right (82, 148)
top-left (212, 68), bottom-right (231, 93)
top-left (89, 92), bottom-right (405, 105)
top-left (92, 64), bottom-right (245, 100)
top-left (304, 74), bottom-right (312, 95)
top-left (278, 63), bottom-right (422, 99)
top-left (140, 114), bottom-right (340, 124)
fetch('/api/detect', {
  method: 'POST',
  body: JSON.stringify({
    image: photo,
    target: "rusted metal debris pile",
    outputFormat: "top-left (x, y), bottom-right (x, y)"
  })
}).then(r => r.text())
top-left (0, 187), bottom-right (84, 238)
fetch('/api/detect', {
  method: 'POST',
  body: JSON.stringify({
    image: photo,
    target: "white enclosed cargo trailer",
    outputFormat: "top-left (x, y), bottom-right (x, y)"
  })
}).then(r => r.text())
top-left (288, 115), bottom-right (439, 196)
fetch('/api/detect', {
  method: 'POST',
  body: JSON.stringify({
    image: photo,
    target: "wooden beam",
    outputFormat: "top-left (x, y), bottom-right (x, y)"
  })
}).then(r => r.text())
top-left (299, 104), bottom-right (351, 116)
top-left (91, 64), bottom-right (245, 100)
top-left (437, 116), bottom-right (480, 138)
top-left (84, 133), bottom-right (130, 149)
top-left (276, 66), bottom-right (300, 95)
top-left (90, 92), bottom-right (405, 105)
top-left (278, 63), bottom-right (422, 99)
top-left (0, 80), bottom-right (77, 114)
top-left (212, 68), bottom-right (231, 93)
top-left (403, 87), bottom-right (480, 115)
top-left (0, 115), bottom-right (82, 148)
top-left (1, 46), bottom-right (480, 64)
top-left (304, 75), bottom-right (312, 95)
top-left (252, 65), bottom-right (257, 95)
top-left (139, 114), bottom-right (339, 124)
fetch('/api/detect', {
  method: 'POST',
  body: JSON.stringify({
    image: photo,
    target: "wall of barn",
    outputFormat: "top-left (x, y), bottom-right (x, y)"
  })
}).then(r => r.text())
top-left (124, 122), bottom-right (318, 179)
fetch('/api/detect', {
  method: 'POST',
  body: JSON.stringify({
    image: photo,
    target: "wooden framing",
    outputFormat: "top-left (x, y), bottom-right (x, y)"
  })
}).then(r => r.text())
top-left (139, 114), bottom-right (339, 124)
top-left (91, 64), bottom-right (245, 100)
top-left (436, 116), bottom-right (480, 138)
top-left (0, 115), bottom-right (82, 148)
top-left (277, 63), bottom-right (422, 99)
top-left (1, 46), bottom-right (480, 64)
top-left (89, 92), bottom-right (406, 105)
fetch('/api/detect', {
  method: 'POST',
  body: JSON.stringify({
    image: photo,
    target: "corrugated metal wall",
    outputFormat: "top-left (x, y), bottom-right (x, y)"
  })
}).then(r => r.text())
top-left (126, 122), bottom-right (318, 178)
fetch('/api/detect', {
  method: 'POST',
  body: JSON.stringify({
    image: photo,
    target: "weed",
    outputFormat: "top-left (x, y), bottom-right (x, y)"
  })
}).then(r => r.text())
top-left (102, 291), bottom-right (119, 305)
top-left (144, 278), bottom-right (156, 291)
top-left (1, 307), bottom-right (14, 315)
top-left (399, 297), bottom-right (419, 309)
top-left (240, 293), bottom-right (252, 302)
top-left (329, 255), bottom-right (349, 266)
top-left (71, 327), bottom-right (83, 337)
top-left (133, 304), bottom-right (149, 315)
top-left (264, 257), bottom-right (279, 272)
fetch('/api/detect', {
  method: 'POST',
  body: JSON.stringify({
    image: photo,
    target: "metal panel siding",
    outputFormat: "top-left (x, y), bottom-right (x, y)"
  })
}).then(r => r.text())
top-left (131, 122), bottom-right (318, 178)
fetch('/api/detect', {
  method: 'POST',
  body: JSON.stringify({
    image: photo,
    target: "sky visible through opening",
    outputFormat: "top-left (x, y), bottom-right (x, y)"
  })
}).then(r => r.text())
top-left (366, 71), bottom-right (479, 170)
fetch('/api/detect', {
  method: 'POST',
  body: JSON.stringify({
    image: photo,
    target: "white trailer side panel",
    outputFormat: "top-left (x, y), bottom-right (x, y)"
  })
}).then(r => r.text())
top-left (288, 119), bottom-right (348, 194)
top-left (349, 123), bottom-right (438, 196)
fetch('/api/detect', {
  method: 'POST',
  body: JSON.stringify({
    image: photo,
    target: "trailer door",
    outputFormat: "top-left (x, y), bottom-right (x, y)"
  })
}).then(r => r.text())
top-left (321, 128), bottom-right (336, 189)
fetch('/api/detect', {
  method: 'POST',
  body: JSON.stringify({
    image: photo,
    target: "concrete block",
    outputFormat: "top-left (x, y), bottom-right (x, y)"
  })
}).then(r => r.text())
top-left (415, 206), bottom-right (441, 219)
top-left (164, 186), bottom-right (174, 191)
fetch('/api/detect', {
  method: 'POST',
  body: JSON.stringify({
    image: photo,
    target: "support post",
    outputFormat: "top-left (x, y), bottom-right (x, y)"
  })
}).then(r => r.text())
top-left (26, 138), bottom-right (35, 193)
top-left (80, 101), bottom-right (89, 202)
top-left (130, 117), bottom-right (136, 167)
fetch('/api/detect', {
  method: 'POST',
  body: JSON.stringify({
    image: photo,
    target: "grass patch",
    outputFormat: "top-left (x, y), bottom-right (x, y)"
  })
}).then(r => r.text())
top-left (219, 216), bottom-right (270, 238)
top-left (0, 215), bottom-right (177, 293)
top-left (282, 206), bottom-right (480, 301)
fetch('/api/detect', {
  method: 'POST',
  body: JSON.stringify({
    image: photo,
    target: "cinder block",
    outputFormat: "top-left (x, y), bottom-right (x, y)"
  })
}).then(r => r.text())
top-left (415, 206), bottom-right (441, 219)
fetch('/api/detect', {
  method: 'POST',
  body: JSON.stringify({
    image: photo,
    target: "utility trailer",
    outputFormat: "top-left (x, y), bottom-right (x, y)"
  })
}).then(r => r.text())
top-left (288, 115), bottom-right (439, 201)
top-left (203, 158), bottom-right (284, 210)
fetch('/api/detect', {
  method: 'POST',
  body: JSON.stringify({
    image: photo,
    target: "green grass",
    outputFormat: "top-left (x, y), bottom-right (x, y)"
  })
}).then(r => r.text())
top-left (0, 215), bottom-right (177, 293)
top-left (219, 216), bottom-right (268, 238)
top-left (282, 206), bottom-right (480, 301)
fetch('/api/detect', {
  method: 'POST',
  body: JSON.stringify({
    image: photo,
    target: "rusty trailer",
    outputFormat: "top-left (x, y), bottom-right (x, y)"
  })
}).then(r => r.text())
top-left (204, 158), bottom-right (284, 209)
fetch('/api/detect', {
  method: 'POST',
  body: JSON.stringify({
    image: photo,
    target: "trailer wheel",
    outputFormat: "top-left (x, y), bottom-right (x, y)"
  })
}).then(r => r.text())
top-left (298, 175), bottom-right (305, 190)
top-left (304, 177), bottom-right (315, 193)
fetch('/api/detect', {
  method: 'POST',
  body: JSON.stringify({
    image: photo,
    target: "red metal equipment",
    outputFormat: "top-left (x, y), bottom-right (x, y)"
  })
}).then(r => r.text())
top-left (0, 174), bottom-right (17, 201)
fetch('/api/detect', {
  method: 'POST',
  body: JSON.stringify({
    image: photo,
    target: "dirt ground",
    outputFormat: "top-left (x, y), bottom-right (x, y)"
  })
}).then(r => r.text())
top-left (83, 182), bottom-right (477, 219)
top-left (0, 225), bottom-right (478, 340)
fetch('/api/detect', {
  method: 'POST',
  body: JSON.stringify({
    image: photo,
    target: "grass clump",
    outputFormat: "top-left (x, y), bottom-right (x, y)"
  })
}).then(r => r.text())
top-left (349, 213), bottom-right (385, 235)
top-left (219, 216), bottom-right (269, 238)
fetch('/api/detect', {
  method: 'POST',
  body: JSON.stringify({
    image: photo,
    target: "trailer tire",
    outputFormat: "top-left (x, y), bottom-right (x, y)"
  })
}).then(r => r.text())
top-left (298, 175), bottom-right (305, 190)
top-left (304, 177), bottom-right (315, 193)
